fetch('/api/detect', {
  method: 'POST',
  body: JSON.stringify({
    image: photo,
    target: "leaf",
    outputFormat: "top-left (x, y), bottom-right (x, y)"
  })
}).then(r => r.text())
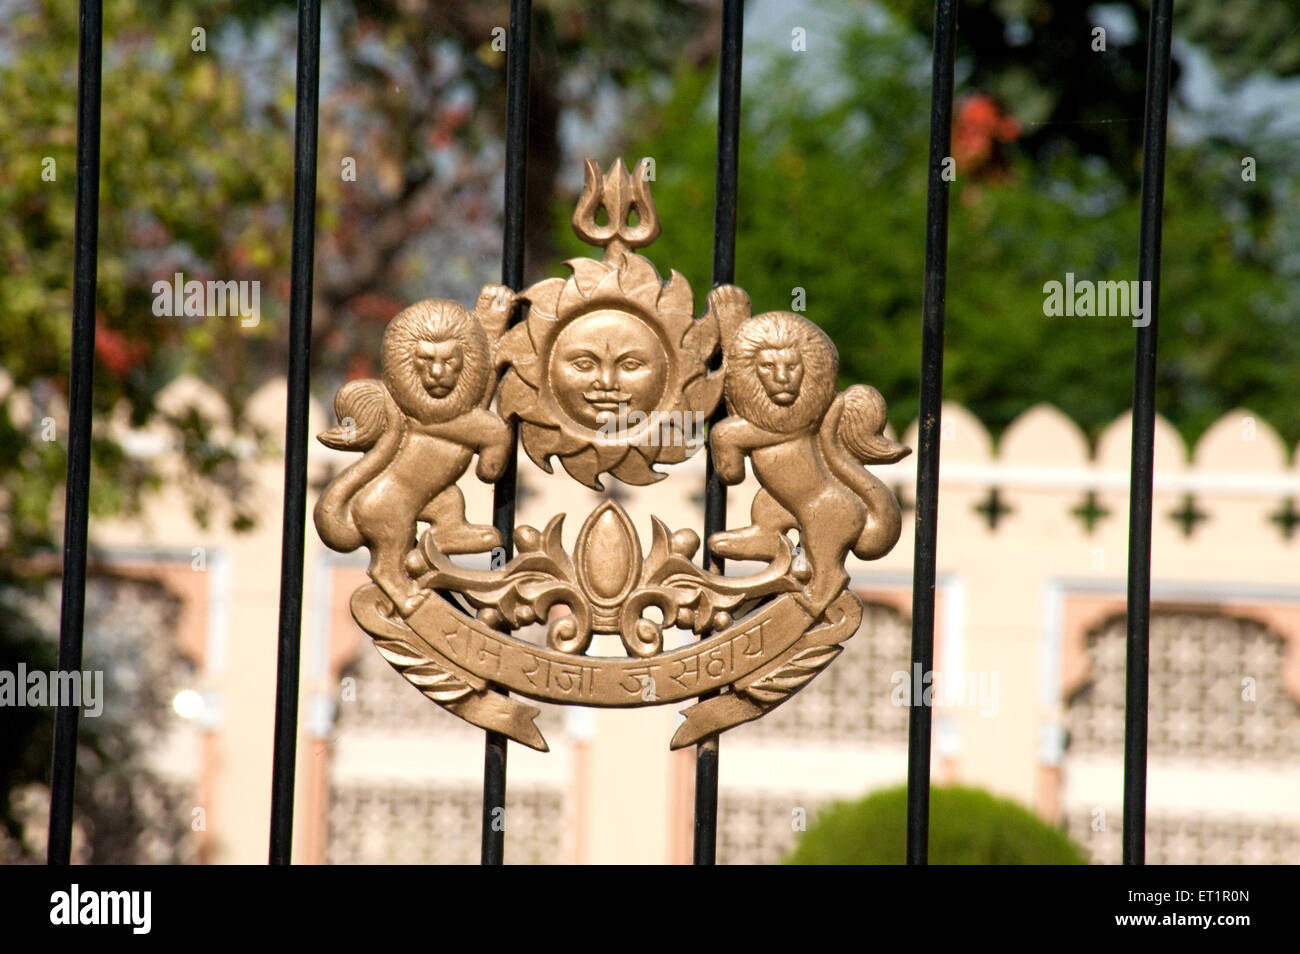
top-left (373, 635), bottom-right (474, 703)
top-left (742, 645), bottom-right (843, 705)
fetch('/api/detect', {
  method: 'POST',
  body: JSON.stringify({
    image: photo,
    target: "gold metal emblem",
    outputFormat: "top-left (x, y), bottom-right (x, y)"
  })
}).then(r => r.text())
top-left (314, 158), bottom-right (910, 751)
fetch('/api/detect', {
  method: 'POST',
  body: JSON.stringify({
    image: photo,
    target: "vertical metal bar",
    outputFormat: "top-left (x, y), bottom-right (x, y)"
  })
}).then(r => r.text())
top-left (1123, 0), bottom-right (1173, 868)
top-left (268, 0), bottom-right (321, 866)
top-left (480, 726), bottom-right (509, 864)
top-left (708, 0), bottom-right (742, 294)
top-left (905, 0), bottom-right (957, 867)
top-left (46, 0), bottom-right (102, 866)
top-left (695, 0), bottom-right (743, 867)
top-left (482, 0), bottom-right (531, 867)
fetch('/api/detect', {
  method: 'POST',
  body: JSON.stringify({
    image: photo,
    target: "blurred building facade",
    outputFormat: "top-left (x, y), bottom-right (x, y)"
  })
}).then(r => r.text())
top-left (70, 376), bottom-right (1300, 863)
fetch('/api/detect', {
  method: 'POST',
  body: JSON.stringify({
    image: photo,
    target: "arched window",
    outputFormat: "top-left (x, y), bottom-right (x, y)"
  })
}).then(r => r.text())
top-left (1064, 610), bottom-right (1300, 864)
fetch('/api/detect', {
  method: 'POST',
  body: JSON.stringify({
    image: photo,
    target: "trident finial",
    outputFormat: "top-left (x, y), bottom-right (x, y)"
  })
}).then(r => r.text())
top-left (572, 157), bottom-right (661, 261)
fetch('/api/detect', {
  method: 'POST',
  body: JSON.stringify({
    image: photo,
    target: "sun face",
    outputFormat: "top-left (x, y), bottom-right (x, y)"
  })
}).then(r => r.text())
top-left (495, 250), bottom-right (723, 489)
top-left (548, 311), bottom-right (669, 430)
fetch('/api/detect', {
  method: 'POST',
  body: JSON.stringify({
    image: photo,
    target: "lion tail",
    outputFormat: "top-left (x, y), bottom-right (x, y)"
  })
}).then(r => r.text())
top-left (833, 385), bottom-right (911, 465)
top-left (314, 380), bottom-right (403, 552)
top-left (819, 385), bottom-right (910, 560)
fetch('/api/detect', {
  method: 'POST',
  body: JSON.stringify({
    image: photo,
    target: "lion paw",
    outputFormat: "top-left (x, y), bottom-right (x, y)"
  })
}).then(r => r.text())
top-left (475, 284), bottom-right (516, 341)
top-left (434, 523), bottom-right (501, 556)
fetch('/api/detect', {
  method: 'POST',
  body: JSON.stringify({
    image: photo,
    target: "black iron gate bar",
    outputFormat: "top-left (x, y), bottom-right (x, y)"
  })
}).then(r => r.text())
top-left (44, 1), bottom-right (1179, 866)
top-left (268, 0), bottom-right (323, 868)
top-left (906, 0), bottom-right (956, 868)
top-left (483, 0), bottom-right (532, 869)
top-left (47, 0), bottom-right (102, 868)
top-left (1124, 0), bottom-right (1174, 868)
top-left (695, 0), bottom-right (745, 868)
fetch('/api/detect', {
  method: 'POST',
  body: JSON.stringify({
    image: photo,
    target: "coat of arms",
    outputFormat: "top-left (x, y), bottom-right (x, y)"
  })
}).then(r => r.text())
top-left (314, 159), bottom-right (910, 751)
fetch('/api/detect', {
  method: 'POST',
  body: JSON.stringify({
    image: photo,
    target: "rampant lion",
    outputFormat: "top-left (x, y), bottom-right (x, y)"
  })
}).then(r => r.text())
top-left (314, 288), bottom-right (515, 616)
top-left (707, 286), bottom-right (910, 613)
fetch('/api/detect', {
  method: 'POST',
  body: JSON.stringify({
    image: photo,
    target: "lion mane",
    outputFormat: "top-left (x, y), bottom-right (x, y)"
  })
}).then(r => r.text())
top-left (723, 311), bottom-right (838, 434)
top-left (383, 299), bottom-right (492, 424)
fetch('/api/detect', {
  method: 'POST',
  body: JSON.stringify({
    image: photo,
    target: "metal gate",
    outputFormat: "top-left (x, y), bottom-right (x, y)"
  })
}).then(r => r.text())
top-left (46, 0), bottom-right (1174, 865)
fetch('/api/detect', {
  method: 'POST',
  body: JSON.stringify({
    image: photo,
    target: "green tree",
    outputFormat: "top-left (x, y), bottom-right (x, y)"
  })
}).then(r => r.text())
top-left (788, 784), bottom-right (1088, 864)
top-left (882, 0), bottom-right (1300, 177)
top-left (0, 0), bottom-right (299, 862)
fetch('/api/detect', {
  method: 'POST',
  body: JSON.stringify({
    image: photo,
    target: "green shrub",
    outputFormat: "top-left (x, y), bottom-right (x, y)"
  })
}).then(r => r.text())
top-left (786, 784), bottom-right (1088, 865)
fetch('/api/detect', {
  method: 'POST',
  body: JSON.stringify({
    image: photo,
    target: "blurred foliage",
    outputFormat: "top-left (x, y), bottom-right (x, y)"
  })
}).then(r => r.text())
top-left (0, 0), bottom-right (297, 545)
top-left (881, 0), bottom-right (1300, 177)
top-left (0, 602), bottom-right (56, 858)
top-left (610, 8), bottom-right (1300, 448)
top-left (0, 576), bottom-right (197, 863)
top-left (786, 783), bottom-right (1089, 864)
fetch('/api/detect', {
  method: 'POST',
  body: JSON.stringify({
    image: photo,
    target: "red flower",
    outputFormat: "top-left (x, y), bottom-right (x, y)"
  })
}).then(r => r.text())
top-left (952, 94), bottom-right (1021, 170)
top-left (94, 316), bottom-right (148, 375)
